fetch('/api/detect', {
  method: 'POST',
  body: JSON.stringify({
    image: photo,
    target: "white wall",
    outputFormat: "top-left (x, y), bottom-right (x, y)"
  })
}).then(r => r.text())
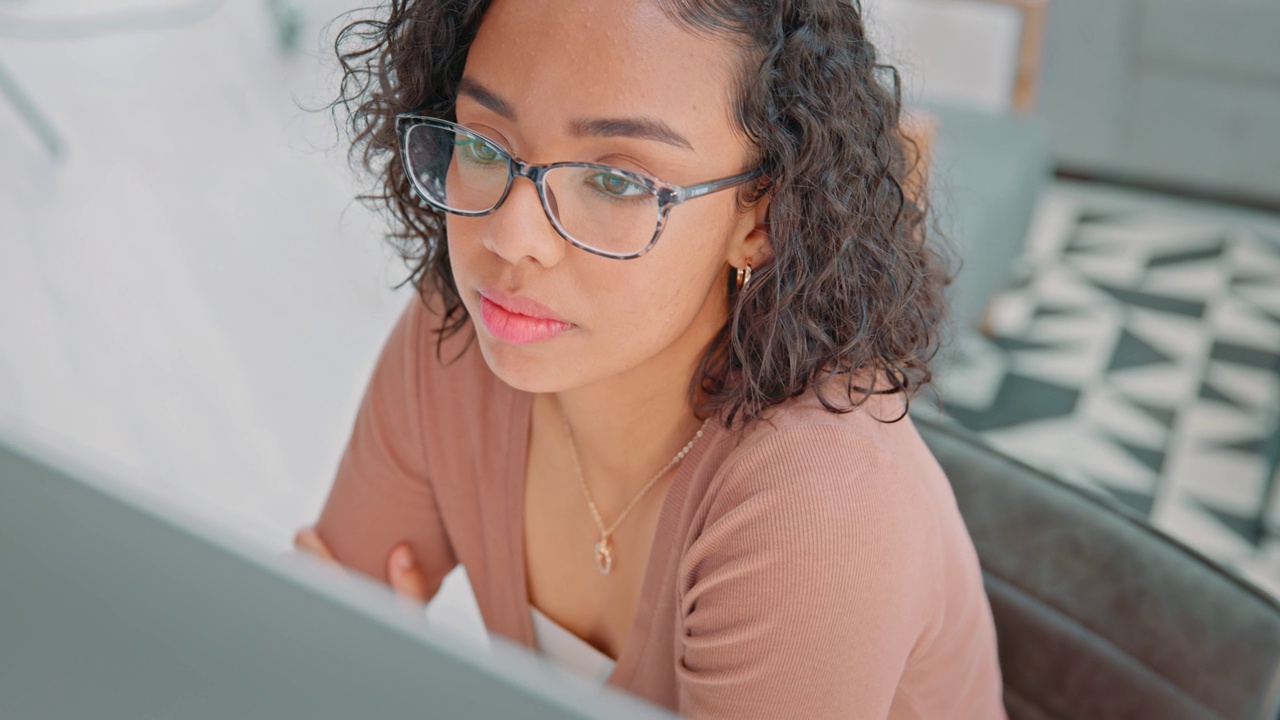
top-left (861, 0), bottom-right (1023, 113)
top-left (1, 0), bottom-right (407, 544)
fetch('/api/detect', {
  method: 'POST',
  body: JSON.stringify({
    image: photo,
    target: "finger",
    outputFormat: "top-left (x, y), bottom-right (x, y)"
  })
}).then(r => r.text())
top-left (293, 526), bottom-right (337, 563)
top-left (387, 544), bottom-right (432, 604)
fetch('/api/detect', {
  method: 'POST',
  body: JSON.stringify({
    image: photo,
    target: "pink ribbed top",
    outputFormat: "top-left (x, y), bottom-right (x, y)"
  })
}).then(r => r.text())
top-left (315, 297), bottom-right (1008, 719)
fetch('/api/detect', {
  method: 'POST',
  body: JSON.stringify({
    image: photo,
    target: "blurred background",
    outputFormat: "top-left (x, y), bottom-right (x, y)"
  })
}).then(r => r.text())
top-left (2, 0), bottom-right (1277, 645)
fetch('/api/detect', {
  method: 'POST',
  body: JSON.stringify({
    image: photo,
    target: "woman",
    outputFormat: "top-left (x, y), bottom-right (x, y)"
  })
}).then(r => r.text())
top-left (295, 0), bottom-right (1007, 717)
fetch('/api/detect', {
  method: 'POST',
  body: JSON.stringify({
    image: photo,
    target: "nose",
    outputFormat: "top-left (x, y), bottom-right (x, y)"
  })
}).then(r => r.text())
top-left (480, 175), bottom-right (567, 269)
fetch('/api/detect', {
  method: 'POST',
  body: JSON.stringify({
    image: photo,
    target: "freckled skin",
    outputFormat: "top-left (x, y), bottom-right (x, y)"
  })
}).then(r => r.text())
top-left (447, 0), bottom-right (770, 405)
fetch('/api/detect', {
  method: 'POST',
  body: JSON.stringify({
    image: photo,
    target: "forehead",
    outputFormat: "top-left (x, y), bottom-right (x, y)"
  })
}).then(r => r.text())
top-left (462, 0), bottom-right (745, 152)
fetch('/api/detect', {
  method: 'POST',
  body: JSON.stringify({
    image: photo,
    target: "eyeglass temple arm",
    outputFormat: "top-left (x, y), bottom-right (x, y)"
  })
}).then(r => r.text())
top-left (672, 167), bottom-right (765, 204)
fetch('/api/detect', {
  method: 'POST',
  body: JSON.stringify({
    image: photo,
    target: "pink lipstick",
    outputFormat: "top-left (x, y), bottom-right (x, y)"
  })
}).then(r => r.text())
top-left (477, 289), bottom-right (573, 345)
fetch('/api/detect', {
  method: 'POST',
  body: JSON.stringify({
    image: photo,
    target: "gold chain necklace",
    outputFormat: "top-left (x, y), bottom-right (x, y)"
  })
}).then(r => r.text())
top-left (561, 411), bottom-right (711, 575)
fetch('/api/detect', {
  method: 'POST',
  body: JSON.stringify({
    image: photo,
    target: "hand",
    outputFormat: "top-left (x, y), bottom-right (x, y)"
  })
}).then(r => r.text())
top-left (293, 526), bottom-right (433, 606)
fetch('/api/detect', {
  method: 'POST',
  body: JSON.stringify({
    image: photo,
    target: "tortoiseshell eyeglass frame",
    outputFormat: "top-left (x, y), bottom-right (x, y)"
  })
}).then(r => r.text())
top-left (395, 114), bottom-right (764, 261)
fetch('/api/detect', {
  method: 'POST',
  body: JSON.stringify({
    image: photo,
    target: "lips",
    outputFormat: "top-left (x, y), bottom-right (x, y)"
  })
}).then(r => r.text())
top-left (477, 287), bottom-right (574, 345)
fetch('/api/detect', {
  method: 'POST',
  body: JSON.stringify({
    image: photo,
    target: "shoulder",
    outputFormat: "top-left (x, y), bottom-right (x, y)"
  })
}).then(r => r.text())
top-left (683, 386), bottom-right (944, 597)
top-left (396, 292), bottom-right (484, 374)
top-left (673, 389), bottom-right (949, 715)
top-left (390, 293), bottom-right (502, 402)
top-left (706, 385), bottom-right (936, 525)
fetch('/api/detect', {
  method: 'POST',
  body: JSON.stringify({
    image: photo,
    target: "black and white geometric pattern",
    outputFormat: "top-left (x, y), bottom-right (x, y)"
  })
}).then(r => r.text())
top-left (932, 180), bottom-right (1280, 598)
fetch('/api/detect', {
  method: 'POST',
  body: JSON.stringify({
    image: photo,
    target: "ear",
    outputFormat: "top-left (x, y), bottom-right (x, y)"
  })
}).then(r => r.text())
top-left (730, 192), bottom-right (772, 269)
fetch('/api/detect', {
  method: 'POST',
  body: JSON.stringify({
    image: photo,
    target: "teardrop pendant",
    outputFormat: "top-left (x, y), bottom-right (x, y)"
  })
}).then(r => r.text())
top-left (593, 538), bottom-right (613, 575)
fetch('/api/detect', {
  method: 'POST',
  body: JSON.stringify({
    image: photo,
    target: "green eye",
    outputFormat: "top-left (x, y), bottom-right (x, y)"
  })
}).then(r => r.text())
top-left (456, 137), bottom-right (503, 164)
top-left (589, 172), bottom-right (645, 199)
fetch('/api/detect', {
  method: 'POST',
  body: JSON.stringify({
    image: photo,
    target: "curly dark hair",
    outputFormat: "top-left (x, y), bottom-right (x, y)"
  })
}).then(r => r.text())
top-left (330, 0), bottom-right (952, 428)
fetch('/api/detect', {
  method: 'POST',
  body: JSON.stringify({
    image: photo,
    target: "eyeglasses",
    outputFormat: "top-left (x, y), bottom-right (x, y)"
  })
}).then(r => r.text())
top-left (395, 114), bottom-right (764, 260)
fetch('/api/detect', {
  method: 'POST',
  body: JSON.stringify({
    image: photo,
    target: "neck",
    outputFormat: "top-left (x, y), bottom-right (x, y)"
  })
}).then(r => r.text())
top-left (551, 356), bottom-right (708, 505)
top-left (546, 298), bottom-right (725, 507)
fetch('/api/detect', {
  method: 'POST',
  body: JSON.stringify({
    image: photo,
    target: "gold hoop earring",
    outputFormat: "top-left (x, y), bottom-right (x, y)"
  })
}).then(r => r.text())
top-left (735, 260), bottom-right (753, 291)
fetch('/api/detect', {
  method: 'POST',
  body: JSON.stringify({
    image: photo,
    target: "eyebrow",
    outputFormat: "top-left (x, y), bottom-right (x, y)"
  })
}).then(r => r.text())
top-left (456, 76), bottom-right (695, 153)
top-left (457, 76), bottom-right (517, 120)
top-left (567, 117), bottom-right (694, 152)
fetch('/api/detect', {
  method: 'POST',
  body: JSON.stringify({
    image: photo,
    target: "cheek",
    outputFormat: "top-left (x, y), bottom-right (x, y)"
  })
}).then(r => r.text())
top-left (589, 267), bottom-right (686, 336)
top-left (584, 222), bottom-right (728, 343)
top-left (444, 216), bottom-right (474, 260)
top-left (444, 216), bottom-right (487, 284)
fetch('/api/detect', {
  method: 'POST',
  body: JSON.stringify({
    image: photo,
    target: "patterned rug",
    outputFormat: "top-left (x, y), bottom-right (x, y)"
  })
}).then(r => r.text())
top-left (931, 180), bottom-right (1280, 598)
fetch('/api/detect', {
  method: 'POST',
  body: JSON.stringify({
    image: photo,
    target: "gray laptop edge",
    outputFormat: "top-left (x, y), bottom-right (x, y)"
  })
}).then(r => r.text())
top-left (0, 429), bottom-right (676, 720)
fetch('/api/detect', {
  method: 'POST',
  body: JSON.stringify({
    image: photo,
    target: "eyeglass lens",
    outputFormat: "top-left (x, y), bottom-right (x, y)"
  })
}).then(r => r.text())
top-left (404, 123), bottom-right (662, 256)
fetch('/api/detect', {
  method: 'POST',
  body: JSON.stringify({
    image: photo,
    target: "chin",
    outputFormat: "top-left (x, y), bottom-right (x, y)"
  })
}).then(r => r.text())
top-left (471, 327), bottom-right (585, 394)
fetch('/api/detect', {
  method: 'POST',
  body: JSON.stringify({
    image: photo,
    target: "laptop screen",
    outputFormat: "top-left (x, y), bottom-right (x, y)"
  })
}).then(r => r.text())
top-left (0, 431), bottom-right (675, 720)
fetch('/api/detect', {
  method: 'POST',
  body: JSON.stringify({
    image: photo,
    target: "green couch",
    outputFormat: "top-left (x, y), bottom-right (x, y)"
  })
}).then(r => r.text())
top-left (916, 413), bottom-right (1280, 719)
